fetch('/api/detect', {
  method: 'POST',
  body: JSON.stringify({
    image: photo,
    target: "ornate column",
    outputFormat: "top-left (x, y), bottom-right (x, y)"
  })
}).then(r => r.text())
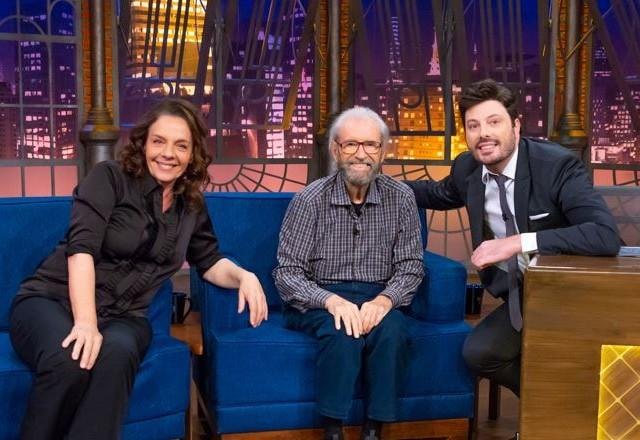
top-left (309, 0), bottom-right (341, 181)
top-left (550, 0), bottom-right (590, 162)
top-left (80, 0), bottom-right (118, 171)
top-left (322, 0), bottom-right (340, 177)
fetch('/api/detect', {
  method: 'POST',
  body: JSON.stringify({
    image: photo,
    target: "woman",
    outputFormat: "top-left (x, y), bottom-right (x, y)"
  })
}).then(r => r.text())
top-left (9, 98), bottom-right (268, 440)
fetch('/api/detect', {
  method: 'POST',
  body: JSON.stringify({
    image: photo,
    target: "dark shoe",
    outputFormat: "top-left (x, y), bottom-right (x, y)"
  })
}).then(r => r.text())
top-left (361, 418), bottom-right (382, 440)
top-left (324, 428), bottom-right (344, 440)
top-left (361, 427), bottom-right (380, 440)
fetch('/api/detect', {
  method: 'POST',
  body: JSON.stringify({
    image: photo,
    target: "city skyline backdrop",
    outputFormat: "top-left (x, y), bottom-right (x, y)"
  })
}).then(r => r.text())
top-left (0, 0), bottom-right (637, 260)
top-left (0, 0), bottom-right (637, 169)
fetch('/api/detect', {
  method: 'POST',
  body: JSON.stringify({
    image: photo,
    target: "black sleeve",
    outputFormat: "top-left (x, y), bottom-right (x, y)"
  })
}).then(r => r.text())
top-left (537, 155), bottom-right (621, 256)
top-left (186, 207), bottom-right (224, 277)
top-left (65, 161), bottom-right (120, 259)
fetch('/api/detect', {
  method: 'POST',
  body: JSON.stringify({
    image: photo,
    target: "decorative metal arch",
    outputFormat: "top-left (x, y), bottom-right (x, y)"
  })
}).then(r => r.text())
top-left (206, 162), bottom-right (307, 192)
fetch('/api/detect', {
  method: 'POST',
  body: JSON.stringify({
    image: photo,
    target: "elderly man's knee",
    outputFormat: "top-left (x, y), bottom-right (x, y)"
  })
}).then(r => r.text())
top-left (323, 326), bottom-right (365, 353)
top-left (376, 310), bottom-right (406, 337)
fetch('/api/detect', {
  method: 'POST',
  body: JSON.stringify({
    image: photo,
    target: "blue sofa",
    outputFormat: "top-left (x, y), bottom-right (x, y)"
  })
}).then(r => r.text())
top-left (193, 192), bottom-right (475, 438)
top-left (0, 197), bottom-right (190, 440)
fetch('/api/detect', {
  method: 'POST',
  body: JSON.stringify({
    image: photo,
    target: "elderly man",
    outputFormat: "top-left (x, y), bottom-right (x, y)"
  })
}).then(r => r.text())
top-left (273, 107), bottom-right (424, 440)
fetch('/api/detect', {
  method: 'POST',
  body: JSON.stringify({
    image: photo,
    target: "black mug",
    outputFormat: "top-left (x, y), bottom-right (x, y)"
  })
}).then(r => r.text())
top-left (171, 291), bottom-right (192, 324)
top-left (465, 284), bottom-right (484, 316)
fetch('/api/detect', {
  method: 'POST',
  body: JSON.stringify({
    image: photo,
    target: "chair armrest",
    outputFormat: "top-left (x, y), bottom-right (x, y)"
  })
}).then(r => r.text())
top-left (199, 277), bottom-right (252, 333)
top-left (189, 266), bottom-right (204, 311)
top-left (408, 251), bottom-right (467, 323)
top-left (147, 279), bottom-right (173, 335)
top-left (189, 256), bottom-right (244, 313)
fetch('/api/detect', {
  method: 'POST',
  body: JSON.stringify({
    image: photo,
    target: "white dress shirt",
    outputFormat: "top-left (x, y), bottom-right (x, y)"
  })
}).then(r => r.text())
top-left (481, 148), bottom-right (538, 273)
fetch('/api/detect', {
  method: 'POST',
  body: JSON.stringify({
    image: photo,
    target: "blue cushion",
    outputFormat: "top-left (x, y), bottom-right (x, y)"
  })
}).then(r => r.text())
top-left (204, 193), bottom-right (294, 309)
top-left (208, 313), bottom-right (472, 406)
top-left (214, 394), bottom-right (475, 434)
top-left (121, 412), bottom-right (187, 440)
top-left (125, 334), bottom-right (190, 422)
top-left (0, 198), bottom-right (72, 330)
top-left (0, 333), bottom-right (31, 440)
top-left (205, 313), bottom-right (473, 433)
top-left (408, 251), bottom-right (467, 323)
top-left (147, 281), bottom-right (172, 336)
top-left (215, 400), bottom-right (365, 434)
top-left (207, 313), bottom-right (317, 406)
top-left (402, 318), bottom-right (474, 396)
top-left (0, 331), bottom-right (189, 440)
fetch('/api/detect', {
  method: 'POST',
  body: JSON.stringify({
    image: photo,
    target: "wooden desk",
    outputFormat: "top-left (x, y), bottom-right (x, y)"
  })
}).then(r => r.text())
top-left (520, 255), bottom-right (640, 439)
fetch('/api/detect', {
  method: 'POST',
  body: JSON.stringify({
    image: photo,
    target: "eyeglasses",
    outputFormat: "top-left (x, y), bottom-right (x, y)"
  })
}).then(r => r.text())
top-left (334, 139), bottom-right (383, 155)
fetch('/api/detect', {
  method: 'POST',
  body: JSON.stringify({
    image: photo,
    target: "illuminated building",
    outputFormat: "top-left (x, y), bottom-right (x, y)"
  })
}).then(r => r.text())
top-left (13, 5), bottom-right (77, 160)
top-left (258, 2), bottom-right (314, 159)
top-left (591, 44), bottom-right (640, 164)
top-left (21, 40), bottom-right (51, 159)
top-left (280, 2), bottom-right (314, 159)
top-left (126, 0), bottom-right (210, 96)
top-left (53, 38), bottom-right (78, 159)
top-left (387, 24), bottom-right (466, 161)
top-left (0, 82), bottom-right (18, 159)
top-left (521, 77), bottom-right (544, 136)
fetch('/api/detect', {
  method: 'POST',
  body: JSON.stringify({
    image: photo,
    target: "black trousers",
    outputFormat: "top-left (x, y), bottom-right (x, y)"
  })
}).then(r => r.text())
top-left (284, 282), bottom-right (409, 422)
top-left (9, 296), bottom-right (152, 440)
top-left (461, 301), bottom-right (521, 396)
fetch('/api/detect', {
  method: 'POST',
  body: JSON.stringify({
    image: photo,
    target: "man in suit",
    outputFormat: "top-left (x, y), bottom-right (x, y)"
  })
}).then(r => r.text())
top-left (405, 79), bottom-right (620, 404)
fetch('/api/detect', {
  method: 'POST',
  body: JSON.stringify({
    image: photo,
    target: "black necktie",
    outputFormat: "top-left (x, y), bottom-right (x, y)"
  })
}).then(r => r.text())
top-left (492, 174), bottom-right (523, 332)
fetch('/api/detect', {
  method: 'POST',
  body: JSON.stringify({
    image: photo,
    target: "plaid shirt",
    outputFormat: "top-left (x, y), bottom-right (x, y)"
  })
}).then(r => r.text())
top-left (273, 172), bottom-right (424, 313)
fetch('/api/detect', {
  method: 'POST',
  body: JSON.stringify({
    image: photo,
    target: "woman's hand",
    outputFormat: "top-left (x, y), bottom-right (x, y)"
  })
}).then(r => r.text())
top-left (202, 259), bottom-right (269, 327)
top-left (237, 271), bottom-right (268, 327)
top-left (61, 322), bottom-right (103, 370)
top-left (66, 253), bottom-right (100, 369)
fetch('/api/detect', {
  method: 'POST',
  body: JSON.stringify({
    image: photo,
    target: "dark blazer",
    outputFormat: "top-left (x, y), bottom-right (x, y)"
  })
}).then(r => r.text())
top-left (406, 137), bottom-right (621, 298)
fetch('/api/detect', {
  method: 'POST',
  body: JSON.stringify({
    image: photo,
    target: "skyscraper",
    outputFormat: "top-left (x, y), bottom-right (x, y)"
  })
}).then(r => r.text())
top-left (126, 0), bottom-right (208, 94)
top-left (591, 43), bottom-right (640, 165)
top-left (389, 24), bottom-right (465, 160)
top-left (0, 82), bottom-right (18, 159)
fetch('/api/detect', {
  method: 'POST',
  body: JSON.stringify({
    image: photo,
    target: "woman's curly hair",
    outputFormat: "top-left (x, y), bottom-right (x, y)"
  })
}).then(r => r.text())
top-left (119, 98), bottom-right (211, 212)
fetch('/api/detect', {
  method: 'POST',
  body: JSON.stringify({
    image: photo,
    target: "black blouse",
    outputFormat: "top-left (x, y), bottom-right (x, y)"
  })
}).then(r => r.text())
top-left (15, 161), bottom-right (223, 321)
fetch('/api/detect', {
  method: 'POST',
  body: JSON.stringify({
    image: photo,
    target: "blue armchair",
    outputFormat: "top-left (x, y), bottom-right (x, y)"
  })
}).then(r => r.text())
top-left (0, 197), bottom-right (190, 440)
top-left (194, 192), bottom-right (475, 438)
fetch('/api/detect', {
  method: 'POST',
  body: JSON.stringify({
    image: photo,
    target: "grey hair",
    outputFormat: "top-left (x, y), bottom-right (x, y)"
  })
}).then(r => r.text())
top-left (327, 106), bottom-right (390, 148)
